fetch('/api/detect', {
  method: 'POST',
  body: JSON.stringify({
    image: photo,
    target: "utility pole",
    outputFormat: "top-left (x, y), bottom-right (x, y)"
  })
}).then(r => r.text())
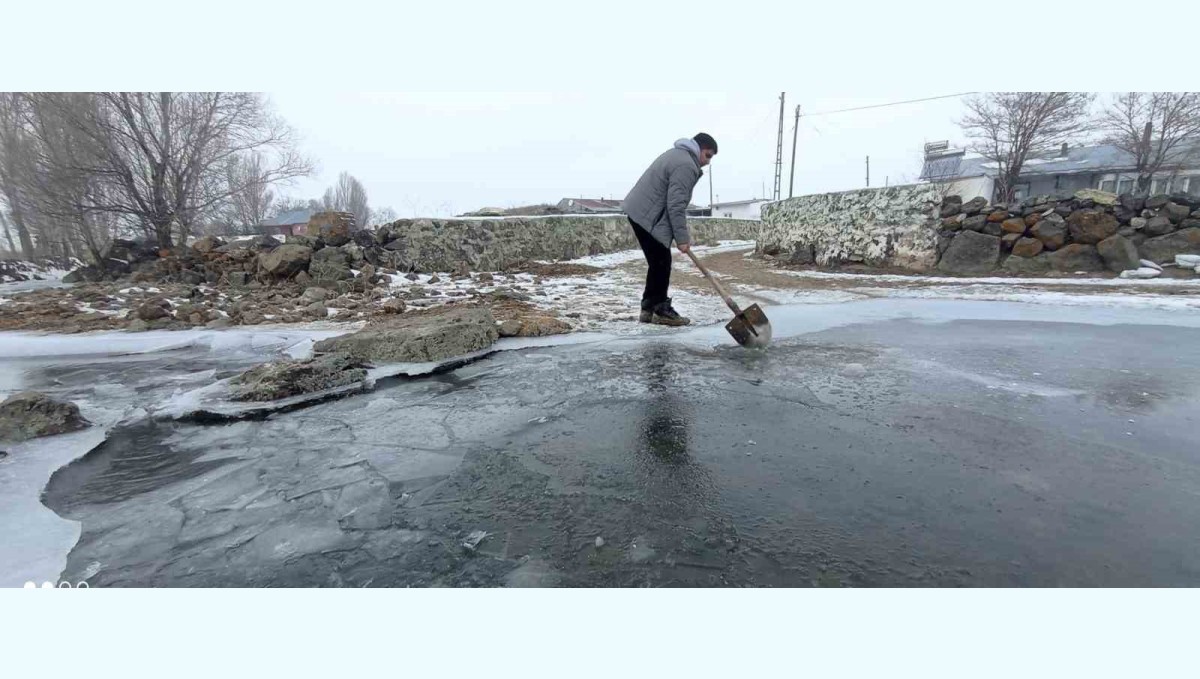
top-left (788, 104), bottom-right (800, 198)
top-left (773, 92), bottom-right (786, 201)
top-left (709, 161), bottom-right (714, 213)
top-left (866, 156), bottom-right (870, 188)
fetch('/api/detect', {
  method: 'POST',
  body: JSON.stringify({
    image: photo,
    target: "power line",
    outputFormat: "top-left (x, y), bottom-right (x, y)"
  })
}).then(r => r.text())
top-left (802, 92), bottom-right (977, 117)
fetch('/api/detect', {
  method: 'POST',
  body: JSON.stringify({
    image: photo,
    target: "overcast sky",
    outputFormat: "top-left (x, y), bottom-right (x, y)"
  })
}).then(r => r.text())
top-left (269, 92), bottom-right (970, 218)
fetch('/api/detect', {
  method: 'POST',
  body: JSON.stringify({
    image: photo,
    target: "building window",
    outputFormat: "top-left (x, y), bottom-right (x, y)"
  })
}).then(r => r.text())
top-left (1117, 177), bottom-right (1134, 194)
top-left (1012, 183), bottom-right (1031, 201)
top-left (1099, 179), bottom-right (1116, 193)
top-left (1149, 177), bottom-right (1178, 195)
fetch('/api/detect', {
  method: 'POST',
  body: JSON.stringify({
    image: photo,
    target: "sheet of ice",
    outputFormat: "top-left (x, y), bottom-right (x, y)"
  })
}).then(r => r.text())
top-left (674, 297), bottom-right (1200, 349)
top-left (0, 402), bottom-right (129, 588)
top-left (0, 326), bottom-right (355, 359)
top-left (156, 377), bottom-right (369, 421)
top-left (854, 285), bottom-right (1200, 311)
top-left (775, 268), bottom-right (1200, 288)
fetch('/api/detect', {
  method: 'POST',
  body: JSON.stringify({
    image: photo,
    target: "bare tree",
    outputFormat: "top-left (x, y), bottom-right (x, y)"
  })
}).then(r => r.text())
top-left (0, 210), bottom-right (15, 254)
top-left (327, 172), bottom-right (370, 228)
top-left (370, 206), bottom-right (397, 226)
top-left (0, 93), bottom-right (38, 258)
top-left (26, 92), bottom-right (312, 249)
top-left (224, 152), bottom-right (277, 234)
top-left (1098, 92), bottom-right (1200, 195)
top-left (18, 93), bottom-right (118, 263)
top-left (959, 92), bottom-right (1094, 204)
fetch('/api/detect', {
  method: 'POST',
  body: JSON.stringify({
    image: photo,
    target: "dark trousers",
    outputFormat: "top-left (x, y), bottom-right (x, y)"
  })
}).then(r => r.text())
top-left (629, 218), bottom-right (672, 309)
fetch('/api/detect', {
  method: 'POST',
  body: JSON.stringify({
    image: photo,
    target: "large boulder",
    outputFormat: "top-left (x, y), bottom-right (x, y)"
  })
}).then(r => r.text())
top-left (1002, 253), bottom-right (1051, 275)
top-left (1066, 209), bottom-right (1119, 244)
top-left (351, 229), bottom-right (377, 250)
top-left (1011, 237), bottom-right (1044, 258)
top-left (309, 246), bottom-right (353, 285)
top-left (314, 306), bottom-right (499, 363)
top-left (340, 242), bottom-right (367, 268)
top-left (937, 230), bottom-right (1000, 274)
top-left (1145, 194), bottom-right (1171, 210)
top-left (1073, 188), bottom-right (1119, 206)
top-left (962, 214), bottom-right (988, 232)
top-left (1048, 244), bottom-right (1105, 272)
top-left (1030, 213), bottom-right (1068, 250)
top-left (230, 353), bottom-right (368, 402)
top-left (1096, 235), bottom-right (1140, 273)
top-left (1137, 228), bottom-right (1200, 264)
top-left (258, 243), bottom-right (313, 278)
top-left (0, 392), bottom-right (90, 442)
top-left (1163, 202), bottom-right (1191, 224)
top-left (1142, 215), bottom-right (1175, 237)
top-left (961, 196), bottom-right (989, 216)
top-left (305, 211), bottom-right (355, 246)
top-left (939, 195), bottom-right (963, 217)
top-left (1001, 217), bottom-right (1028, 235)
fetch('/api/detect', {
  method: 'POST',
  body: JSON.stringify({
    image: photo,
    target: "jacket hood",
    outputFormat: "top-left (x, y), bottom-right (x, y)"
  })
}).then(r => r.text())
top-left (674, 138), bottom-right (701, 160)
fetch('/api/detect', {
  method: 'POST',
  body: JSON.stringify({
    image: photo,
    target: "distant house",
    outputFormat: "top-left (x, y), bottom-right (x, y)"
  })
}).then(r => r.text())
top-left (556, 198), bottom-right (624, 214)
top-left (258, 209), bottom-right (314, 236)
top-left (710, 198), bottom-right (771, 220)
top-left (920, 140), bottom-right (1200, 202)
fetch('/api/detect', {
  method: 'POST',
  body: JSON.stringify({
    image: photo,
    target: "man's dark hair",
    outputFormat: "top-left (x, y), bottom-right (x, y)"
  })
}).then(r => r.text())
top-left (694, 133), bottom-right (718, 153)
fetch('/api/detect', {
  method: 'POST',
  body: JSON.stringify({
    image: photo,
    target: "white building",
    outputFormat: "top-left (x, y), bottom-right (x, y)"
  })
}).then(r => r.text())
top-left (710, 198), bottom-right (772, 220)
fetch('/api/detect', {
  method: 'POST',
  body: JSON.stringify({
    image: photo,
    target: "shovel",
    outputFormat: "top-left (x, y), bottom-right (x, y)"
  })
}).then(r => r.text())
top-left (685, 250), bottom-right (772, 348)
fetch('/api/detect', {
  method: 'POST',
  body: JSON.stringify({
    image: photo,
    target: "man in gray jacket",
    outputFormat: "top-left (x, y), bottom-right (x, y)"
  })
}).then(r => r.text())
top-left (623, 133), bottom-right (717, 326)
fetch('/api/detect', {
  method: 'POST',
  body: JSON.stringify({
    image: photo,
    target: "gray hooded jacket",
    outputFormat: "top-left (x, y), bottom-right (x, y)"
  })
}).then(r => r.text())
top-left (623, 138), bottom-right (703, 248)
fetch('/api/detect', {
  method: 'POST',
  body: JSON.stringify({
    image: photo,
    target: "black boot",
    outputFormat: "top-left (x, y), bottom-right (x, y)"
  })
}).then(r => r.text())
top-left (650, 298), bottom-right (690, 327)
top-left (639, 299), bottom-right (654, 323)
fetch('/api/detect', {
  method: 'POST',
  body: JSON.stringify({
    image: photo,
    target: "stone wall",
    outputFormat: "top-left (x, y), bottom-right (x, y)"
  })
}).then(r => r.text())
top-left (760, 184), bottom-right (1200, 275)
top-left (380, 215), bottom-right (760, 272)
top-left (935, 190), bottom-right (1200, 275)
top-left (760, 185), bottom-right (943, 271)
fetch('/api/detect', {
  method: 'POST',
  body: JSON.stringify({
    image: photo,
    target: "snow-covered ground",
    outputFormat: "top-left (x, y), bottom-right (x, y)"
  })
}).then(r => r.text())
top-left (0, 258), bottom-right (79, 285)
top-left (0, 259), bottom-right (79, 296)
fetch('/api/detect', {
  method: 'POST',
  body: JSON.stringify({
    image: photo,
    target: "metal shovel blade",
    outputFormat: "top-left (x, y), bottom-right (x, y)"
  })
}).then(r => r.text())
top-left (725, 303), bottom-right (772, 348)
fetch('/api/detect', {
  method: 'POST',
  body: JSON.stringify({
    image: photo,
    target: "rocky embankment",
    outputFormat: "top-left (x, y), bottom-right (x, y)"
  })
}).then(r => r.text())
top-left (0, 212), bottom-right (579, 337)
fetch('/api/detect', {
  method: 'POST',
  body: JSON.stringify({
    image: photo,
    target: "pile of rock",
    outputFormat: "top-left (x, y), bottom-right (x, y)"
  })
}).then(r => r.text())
top-left (936, 190), bottom-right (1200, 275)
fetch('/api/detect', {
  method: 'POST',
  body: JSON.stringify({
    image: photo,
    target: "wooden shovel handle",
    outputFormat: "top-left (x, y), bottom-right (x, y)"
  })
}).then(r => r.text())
top-left (686, 249), bottom-right (743, 316)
